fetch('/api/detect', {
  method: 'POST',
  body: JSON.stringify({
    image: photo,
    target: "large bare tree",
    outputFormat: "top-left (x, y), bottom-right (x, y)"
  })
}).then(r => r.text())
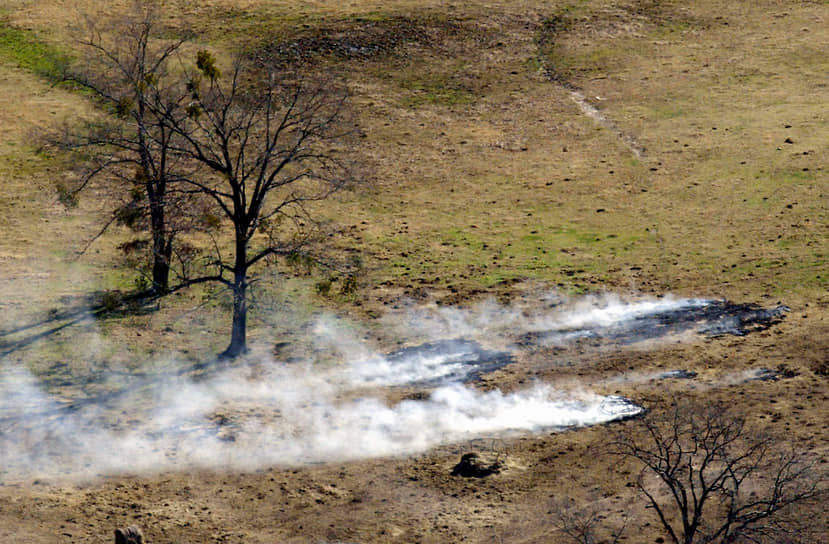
top-left (165, 52), bottom-right (355, 357)
top-left (612, 401), bottom-right (826, 544)
top-left (56, 1), bottom-right (194, 293)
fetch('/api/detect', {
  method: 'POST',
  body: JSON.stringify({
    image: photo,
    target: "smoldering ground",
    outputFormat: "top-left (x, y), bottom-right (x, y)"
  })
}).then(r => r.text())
top-left (0, 293), bottom-right (786, 481)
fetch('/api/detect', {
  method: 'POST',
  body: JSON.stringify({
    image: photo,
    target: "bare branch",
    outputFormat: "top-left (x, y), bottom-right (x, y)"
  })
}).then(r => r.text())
top-left (612, 400), bottom-right (827, 544)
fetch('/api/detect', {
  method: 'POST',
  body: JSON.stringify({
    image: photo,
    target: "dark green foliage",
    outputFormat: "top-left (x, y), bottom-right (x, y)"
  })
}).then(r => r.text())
top-left (196, 50), bottom-right (221, 81)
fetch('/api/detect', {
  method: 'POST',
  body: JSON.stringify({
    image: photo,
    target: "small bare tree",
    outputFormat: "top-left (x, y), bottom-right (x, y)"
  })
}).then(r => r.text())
top-left (165, 52), bottom-right (356, 357)
top-left (612, 401), bottom-right (826, 544)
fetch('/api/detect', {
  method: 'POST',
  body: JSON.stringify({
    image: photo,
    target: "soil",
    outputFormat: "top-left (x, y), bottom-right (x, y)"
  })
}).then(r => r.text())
top-left (1, 304), bottom-right (826, 544)
top-left (1, 0), bottom-right (828, 543)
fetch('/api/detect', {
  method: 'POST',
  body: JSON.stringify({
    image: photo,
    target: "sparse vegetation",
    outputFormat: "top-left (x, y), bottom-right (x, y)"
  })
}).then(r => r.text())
top-left (612, 401), bottom-right (827, 544)
top-left (0, 0), bottom-right (827, 542)
top-left (549, 496), bottom-right (627, 544)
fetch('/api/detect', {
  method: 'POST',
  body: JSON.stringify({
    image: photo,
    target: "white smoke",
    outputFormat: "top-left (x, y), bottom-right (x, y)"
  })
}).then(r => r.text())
top-left (381, 293), bottom-right (711, 343)
top-left (0, 293), bottom-right (719, 481)
top-left (527, 295), bottom-right (709, 331)
top-left (0, 364), bottom-right (639, 480)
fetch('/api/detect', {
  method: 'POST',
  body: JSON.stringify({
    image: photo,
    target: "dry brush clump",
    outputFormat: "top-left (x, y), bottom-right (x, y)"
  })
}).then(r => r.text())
top-left (548, 496), bottom-right (627, 544)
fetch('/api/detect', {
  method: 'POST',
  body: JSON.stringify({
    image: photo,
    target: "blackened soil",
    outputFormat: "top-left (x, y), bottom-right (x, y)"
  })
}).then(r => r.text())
top-left (383, 338), bottom-right (514, 386)
top-left (518, 300), bottom-right (789, 347)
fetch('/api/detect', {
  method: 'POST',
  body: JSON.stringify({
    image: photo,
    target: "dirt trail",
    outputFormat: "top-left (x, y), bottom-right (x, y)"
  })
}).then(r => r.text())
top-left (534, 10), bottom-right (647, 158)
top-left (567, 87), bottom-right (646, 158)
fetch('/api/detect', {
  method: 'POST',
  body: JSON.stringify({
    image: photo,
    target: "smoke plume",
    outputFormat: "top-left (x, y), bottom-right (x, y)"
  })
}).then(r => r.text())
top-left (1, 294), bottom-right (745, 481)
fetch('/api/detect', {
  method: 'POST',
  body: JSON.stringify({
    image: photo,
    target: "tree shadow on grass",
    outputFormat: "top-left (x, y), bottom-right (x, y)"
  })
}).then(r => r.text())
top-left (0, 288), bottom-right (162, 358)
top-left (0, 286), bottom-right (232, 429)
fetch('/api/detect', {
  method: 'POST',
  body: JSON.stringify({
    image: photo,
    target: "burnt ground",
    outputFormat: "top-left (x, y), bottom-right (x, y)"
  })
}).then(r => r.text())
top-left (255, 15), bottom-right (465, 66)
top-left (517, 299), bottom-right (789, 347)
top-left (1, 0), bottom-right (828, 542)
top-left (1, 298), bottom-right (827, 544)
top-left (379, 338), bottom-right (514, 386)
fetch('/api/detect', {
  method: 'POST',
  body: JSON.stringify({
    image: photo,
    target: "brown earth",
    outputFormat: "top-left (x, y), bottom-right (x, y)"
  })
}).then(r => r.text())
top-left (0, 0), bottom-right (827, 542)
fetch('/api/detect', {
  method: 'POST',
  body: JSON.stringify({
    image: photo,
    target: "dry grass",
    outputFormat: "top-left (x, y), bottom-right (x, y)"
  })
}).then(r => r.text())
top-left (0, 0), bottom-right (827, 542)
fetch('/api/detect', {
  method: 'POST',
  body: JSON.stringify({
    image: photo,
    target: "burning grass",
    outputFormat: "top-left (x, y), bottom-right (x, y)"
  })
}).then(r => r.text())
top-left (0, 0), bottom-right (828, 542)
top-left (0, 293), bottom-right (796, 485)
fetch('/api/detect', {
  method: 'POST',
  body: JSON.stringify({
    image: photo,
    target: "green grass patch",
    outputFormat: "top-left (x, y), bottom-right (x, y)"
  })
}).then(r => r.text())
top-left (0, 22), bottom-right (70, 80)
top-left (197, 7), bottom-right (314, 46)
top-left (385, 223), bottom-right (645, 290)
top-left (652, 105), bottom-right (688, 120)
top-left (651, 19), bottom-right (692, 38)
top-left (775, 168), bottom-right (816, 183)
top-left (349, 11), bottom-right (395, 23)
top-left (550, 2), bottom-right (592, 21)
top-left (399, 71), bottom-right (476, 107)
top-left (555, 46), bottom-right (617, 75)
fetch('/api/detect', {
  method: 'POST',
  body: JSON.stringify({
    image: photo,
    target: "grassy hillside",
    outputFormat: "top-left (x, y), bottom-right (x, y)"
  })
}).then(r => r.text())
top-left (0, 1), bottom-right (827, 543)
top-left (2, 1), bottom-right (826, 322)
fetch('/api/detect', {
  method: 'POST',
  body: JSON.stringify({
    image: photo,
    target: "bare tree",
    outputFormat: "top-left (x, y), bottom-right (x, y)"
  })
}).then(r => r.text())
top-left (55, 0), bottom-right (196, 293)
top-left (165, 52), bottom-right (356, 357)
top-left (611, 401), bottom-right (826, 544)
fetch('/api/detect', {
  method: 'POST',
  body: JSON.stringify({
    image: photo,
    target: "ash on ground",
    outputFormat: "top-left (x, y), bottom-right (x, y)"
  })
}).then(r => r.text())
top-left (518, 300), bottom-right (788, 347)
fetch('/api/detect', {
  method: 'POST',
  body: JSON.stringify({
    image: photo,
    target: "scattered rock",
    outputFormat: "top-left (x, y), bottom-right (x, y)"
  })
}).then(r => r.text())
top-left (114, 526), bottom-right (144, 544)
top-left (273, 341), bottom-right (291, 358)
top-left (813, 360), bottom-right (829, 378)
top-left (451, 452), bottom-right (503, 478)
top-left (746, 365), bottom-right (798, 382)
top-left (656, 369), bottom-right (697, 380)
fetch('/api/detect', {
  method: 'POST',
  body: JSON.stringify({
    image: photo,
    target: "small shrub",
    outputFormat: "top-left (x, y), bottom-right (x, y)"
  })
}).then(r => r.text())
top-left (56, 181), bottom-right (78, 207)
top-left (315, 277), bottom-right (333, 296)
top-left (99, 290), bottom-right (121, 312)
top-left (340, 274), bottom-right (358, 295)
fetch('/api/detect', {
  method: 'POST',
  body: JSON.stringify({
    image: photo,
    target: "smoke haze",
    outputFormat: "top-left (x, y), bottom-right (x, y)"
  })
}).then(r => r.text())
top-left (1, 294), bottom-right (737, 481)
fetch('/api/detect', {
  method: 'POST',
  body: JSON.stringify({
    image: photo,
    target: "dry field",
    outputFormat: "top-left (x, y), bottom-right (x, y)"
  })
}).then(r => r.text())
top-left (0, 0), bottom-right (827, 542)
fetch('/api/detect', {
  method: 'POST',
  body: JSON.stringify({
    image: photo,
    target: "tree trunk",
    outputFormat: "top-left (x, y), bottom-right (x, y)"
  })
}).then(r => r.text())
top-left (221, 235), bottom-right (249, 358)
top-left (147, 174), bottom-right (171, 294)
top-left (150, 232), bottom-right (172, 294)
top-left (221, 282), bottom-right (247, 358)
